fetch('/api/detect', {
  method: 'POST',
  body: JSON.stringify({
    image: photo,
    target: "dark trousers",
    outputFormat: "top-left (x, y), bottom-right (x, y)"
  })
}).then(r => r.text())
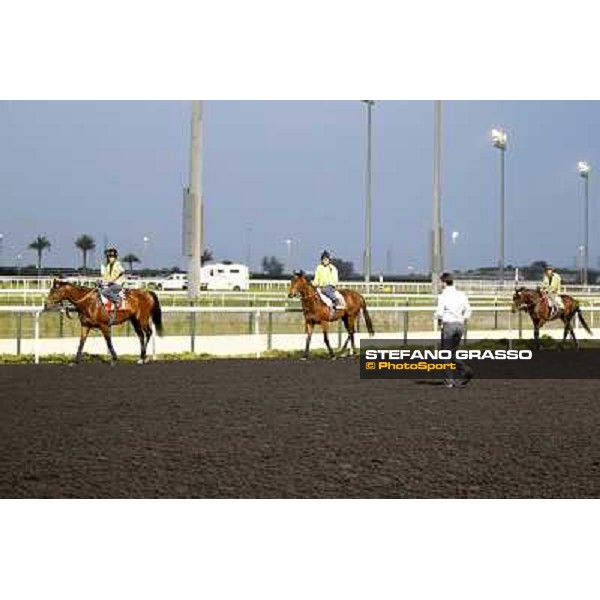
top-left (441, 322), bottom-right (472, 384)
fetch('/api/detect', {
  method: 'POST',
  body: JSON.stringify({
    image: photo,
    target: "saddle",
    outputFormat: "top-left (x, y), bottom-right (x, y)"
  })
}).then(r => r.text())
top-left (317, 288), bottom-right (346, 312)
top-left (99, 289), bottom-right (128, 312)
top-left (541, 291), bottom-right (562, 319)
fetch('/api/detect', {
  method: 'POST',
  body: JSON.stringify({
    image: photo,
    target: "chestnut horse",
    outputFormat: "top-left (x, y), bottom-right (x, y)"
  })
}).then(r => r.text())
top-left (512, 287), bottom-right (592, 348)
top-left (288, 271), bottom-right (374, 359)
top-left (45, 279), bottom-right (163, 364)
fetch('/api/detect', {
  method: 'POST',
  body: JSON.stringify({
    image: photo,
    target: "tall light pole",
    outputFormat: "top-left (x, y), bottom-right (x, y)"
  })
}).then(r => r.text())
top-left (0, 233), bottom-right (4, 268)
top-left (577, 160), bottom-right (591, 285)
top-left (362, 100), bottom-right (375, 283)
top-left (245, 226), bottom-right (252, 270)
top-left (492, 128), bottom-right (507, 286)
top-left (285, 239), bottom-right (292, 273)
top-left (184, 101), bottom-right (203, 300)
top-left (431, 100), bottom-right (443, 291)
top-left (143, 235), bottom-right (150, 269)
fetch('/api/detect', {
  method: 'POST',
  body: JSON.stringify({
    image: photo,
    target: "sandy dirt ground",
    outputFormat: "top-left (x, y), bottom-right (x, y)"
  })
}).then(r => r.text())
top-left (1, 359), bottom-right (600, 498)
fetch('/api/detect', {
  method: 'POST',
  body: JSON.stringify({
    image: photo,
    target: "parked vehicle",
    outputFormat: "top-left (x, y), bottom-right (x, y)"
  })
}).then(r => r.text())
top-left (200, 263), bottom-right (249, 291)
top-left (123, 275), bottom-right (143, 289)
top-left (157, 273), bottom-right (188, 291)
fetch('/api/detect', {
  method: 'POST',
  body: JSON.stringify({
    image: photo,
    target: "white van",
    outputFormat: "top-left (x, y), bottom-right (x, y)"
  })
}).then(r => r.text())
top-left (157, 273), bottom-right (188, 291)
top-left (201, 263), bottom-right (249, 291)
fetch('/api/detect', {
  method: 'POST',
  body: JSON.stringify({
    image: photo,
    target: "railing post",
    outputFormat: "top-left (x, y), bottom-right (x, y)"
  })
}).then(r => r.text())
top-left (267, 311), bottom-right (273, 351)
top-left (34, 311), bottom-right (40, 364)
top-left (518, 310), bottom-right (522, 339)
top-left (508, 307), bottom-right (513, 350)
top-left (190, 301), bottom-right (196, 353)
top-left (16, 312), bottom-right (22, 355)
top-left (337, 320), bottom-right (342, 348)
top-left (494, 296), bottom-right (498, 329)
top-left (59, 310), bottom-right (64, 338)
top-left (254, 310), bottom-right (260, 358)
top-left (403, 300), bottom-right (409, 345)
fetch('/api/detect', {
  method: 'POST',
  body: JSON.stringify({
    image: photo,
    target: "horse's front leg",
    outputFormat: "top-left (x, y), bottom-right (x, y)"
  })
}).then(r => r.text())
top-left (74, 325), bottom-right (91, 364)
top-left (533, 323), bottom-right (541, 350)
top-left (302, 322), bottom-right (314, 360)
top-left (322, 322), bottom-right (335, 359)
top-left (100, 324), bottom-right (118, 364)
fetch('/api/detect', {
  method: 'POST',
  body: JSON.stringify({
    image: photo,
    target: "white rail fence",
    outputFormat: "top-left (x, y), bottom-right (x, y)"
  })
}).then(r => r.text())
top-left (3, 275), bottom-right (600, 296)
top-left (1, 304), bottom-right (598, 363)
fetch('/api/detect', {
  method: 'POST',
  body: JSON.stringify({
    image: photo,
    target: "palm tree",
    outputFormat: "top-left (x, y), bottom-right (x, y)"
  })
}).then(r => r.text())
top-left (122, 253), bottom-right (140, 272)
top-left (75, 234), bottom-right (96, 275)
top-left (29, 235), bottom-right (51, 273)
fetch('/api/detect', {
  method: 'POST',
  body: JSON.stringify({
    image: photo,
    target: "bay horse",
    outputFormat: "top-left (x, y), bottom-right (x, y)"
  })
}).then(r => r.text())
top-left (288, 270), bottom-right (374, 359)
top-left (45, 279), bottom-right (163, 364)
top-left (512, 287), bottom-right (592, 349)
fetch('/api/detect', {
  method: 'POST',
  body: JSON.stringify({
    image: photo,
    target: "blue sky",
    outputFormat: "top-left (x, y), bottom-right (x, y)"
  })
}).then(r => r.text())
top-left (0, 100), bottom-right (597, 273)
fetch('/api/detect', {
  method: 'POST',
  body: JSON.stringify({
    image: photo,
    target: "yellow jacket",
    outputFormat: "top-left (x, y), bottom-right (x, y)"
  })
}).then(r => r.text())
top-left (101, 260), bottom-right (125, 284)
top-left (313, 263), bottom-right (338, 287)
top-left (542, 272), bottom-right (561, 294)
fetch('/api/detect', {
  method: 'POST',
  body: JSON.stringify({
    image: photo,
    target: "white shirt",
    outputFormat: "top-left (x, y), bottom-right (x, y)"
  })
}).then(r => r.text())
top-left (434, 286), bottom-right (472, 324)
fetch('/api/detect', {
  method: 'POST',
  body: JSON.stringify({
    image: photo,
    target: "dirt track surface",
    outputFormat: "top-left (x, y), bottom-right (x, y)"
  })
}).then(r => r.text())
top-left (1, 359), bottom-right (600, 498)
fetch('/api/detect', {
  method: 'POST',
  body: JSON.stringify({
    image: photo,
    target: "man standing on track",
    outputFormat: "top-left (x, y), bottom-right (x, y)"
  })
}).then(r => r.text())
top-left (434, 272), bottom-right (473, 388)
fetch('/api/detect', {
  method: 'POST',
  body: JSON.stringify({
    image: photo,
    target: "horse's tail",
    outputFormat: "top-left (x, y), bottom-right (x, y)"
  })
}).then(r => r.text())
top-left (361, 296), bottom-right (375, 336)
top-left (149, 291), bottom-right (164, 336)
top-left (576, 305), bottom-right (593, 335)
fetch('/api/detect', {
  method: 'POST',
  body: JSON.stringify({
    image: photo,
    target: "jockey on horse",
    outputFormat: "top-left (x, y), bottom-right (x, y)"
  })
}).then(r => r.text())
top-left (540, 264), bottom-right (563, 318)
top-left (100, 245), bottom-right (126, 325)
top-left (512, 263), bottom-right (592, 348)
top-left (312, 250), bottom-right (339, 311)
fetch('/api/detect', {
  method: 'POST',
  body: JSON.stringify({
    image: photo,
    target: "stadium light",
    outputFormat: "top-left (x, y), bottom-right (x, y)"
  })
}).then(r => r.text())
top-left (491, 127), bottom-right (507, 286)
top-left (577, 161), bottom-right (591, 285)
top-left (492, 128), bottom-right (507, 150)
top-left (578, 161), bottom-right (590, 178)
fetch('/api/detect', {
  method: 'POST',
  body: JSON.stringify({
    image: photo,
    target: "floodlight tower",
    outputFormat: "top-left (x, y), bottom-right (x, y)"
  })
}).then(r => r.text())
top-left (577, 160), bottom-right (591, 285)
top-left (491, 127), bottom-right (507, 286)
top-left (184, 101), bottom-right (203, 300)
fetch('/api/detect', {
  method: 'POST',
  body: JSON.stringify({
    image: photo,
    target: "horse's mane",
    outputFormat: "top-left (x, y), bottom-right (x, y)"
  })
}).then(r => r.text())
top-left (54, 279), bottom-right (94, 291)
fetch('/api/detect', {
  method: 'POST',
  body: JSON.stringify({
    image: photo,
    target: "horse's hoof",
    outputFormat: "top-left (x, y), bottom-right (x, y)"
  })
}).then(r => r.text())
top-left (110, 361), bottom-right (117, 367)
top-left (300, 356), bottom-right (308, 361)
top-left (137, 359), bottom-right (146, 365)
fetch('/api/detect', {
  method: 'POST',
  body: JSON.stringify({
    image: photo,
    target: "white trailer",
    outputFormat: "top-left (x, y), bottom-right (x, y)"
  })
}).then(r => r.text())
top-left (200, 263), bottom-right (249, 291)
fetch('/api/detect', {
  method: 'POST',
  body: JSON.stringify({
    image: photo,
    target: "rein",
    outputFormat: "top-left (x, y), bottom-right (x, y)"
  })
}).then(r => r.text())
top-left (297, 282), bottom-right (325, 307)
top-left (73, 287), bottom-right (98, 305)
